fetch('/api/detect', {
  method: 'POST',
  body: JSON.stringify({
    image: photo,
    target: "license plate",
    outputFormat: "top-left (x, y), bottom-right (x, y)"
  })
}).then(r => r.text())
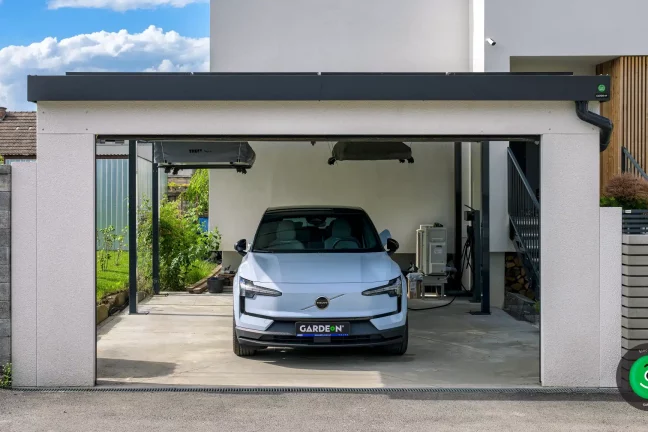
top-left (295, 322), bottom-right (350, 337)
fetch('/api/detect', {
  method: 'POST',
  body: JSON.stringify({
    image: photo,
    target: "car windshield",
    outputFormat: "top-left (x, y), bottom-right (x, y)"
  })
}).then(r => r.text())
top-left (252, 209), bottom-right (384, 253)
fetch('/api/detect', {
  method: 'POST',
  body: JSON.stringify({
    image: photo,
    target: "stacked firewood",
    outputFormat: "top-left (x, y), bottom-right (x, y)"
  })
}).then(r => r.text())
top-left (505, 253), bottom-right (535, 300)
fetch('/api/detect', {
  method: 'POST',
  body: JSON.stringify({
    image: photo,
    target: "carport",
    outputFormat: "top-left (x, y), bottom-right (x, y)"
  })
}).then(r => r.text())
top-left (12, 72), bottom-right (615, 388)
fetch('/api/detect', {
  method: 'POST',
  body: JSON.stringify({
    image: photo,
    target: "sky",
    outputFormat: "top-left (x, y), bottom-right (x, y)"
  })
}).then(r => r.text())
top-left (0, 0), bottom-right (211, 110)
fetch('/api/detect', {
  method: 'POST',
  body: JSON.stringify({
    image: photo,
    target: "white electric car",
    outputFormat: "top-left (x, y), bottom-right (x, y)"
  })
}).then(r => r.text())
top-left (232, 206), bottom-right (408, 356)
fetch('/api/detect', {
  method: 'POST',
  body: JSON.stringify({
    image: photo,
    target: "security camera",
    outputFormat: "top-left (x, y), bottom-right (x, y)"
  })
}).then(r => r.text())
top-left (486, 38), bottom-right (496, 46)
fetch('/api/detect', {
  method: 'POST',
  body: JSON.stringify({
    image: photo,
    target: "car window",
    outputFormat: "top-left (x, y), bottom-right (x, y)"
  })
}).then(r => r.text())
top-left (252, 211), bottom-right (383, 253)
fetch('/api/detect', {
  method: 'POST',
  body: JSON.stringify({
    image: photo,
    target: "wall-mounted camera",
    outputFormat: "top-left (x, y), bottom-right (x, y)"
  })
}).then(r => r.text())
top-left (486, 38), bottom-right (497, 46)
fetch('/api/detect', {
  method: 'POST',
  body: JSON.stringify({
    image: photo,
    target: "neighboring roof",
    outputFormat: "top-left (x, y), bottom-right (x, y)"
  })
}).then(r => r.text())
top-left (0, 111), bottom-right (36, 157)
top-left (27, 72), bottom-right (611, 103)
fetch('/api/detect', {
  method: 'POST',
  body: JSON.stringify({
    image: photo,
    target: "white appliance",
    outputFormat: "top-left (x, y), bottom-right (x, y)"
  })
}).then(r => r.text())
top-left (416, 225), bottom-right (447, 275)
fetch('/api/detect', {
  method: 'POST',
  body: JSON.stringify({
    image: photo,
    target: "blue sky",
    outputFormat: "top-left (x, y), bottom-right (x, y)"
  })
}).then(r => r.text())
top-left (0, 0), bottom-right (211, 110)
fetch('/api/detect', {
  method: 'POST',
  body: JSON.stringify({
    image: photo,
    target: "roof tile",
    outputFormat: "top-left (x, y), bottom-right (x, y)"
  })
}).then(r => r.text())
top-left (0, 111), bottom-right (36, 156)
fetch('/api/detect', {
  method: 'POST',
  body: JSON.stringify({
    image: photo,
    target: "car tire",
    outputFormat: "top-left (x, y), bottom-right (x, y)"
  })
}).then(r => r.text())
top-left (383, 320), bottom-right (408, 356)
top-left (233, 318), bottom-right (257, 357)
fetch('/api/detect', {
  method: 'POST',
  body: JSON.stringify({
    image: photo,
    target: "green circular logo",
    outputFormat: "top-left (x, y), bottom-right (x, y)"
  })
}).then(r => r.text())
top-left (598, 84), bottom-right (606, 92)
top-left (629, 355), bottom-right (648, 400)
top-left (330, 325), bottom-right (336, 332)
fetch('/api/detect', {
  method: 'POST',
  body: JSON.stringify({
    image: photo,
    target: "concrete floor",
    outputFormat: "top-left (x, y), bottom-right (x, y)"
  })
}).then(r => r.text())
top-left (97, 293), bottom-right (539, 387)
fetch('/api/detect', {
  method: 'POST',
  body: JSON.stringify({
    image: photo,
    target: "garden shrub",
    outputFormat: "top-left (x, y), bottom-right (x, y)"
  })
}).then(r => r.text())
top-left (601, 173), bottom-right (648, 209)
top-left (137, 198), bottom-right (220, 291)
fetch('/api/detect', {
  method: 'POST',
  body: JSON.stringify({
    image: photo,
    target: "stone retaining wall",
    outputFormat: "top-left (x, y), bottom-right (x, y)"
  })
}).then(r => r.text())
top-left (0, 166), bottom-right (10, 366)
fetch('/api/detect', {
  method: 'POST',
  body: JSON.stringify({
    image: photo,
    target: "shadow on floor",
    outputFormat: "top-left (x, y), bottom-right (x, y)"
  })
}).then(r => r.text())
top-left (97, 358), bottom-right (177, 379)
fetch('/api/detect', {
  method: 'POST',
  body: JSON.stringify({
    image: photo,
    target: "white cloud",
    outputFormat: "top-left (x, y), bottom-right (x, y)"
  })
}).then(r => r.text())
top-left (0, 26), bottom-right (209, 110)
top-left (48, 0), bottom-right (207, 12)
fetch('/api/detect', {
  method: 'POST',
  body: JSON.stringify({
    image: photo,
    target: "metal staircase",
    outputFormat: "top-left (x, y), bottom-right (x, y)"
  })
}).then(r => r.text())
top-left (621, 146), bottom-right (648, 180)
top-left (507, 148), bottom-right (540, 299)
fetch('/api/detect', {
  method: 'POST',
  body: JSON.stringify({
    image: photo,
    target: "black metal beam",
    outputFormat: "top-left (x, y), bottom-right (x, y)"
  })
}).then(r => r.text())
top-left (28, 73), bottom-right (611, 102)
top-left (128, 140), bottom-right (138, 314)
top-left (160, 164), bottom-right (252, 170)
top-left (453, 142), bottom-right (462, 290)
top-left (471, 210), bottom-right (482, 304)
top-left (100, 135), bottom-right (541, 143)
top-left (479, 141), bottom-right (491, 315)
top-left (152, 162), bottom-right (160, 296)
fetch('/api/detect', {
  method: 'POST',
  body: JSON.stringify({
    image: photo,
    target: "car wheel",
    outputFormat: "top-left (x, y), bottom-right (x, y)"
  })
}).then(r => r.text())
top-left (233, 318), bottom-right (257, 357)
top-left (383, 320), bottom-right (408, 356)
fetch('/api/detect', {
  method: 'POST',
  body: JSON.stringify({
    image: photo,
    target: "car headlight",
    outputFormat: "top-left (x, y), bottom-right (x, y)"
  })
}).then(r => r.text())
top-left (362, 277), bottom-right (403, 297)
top-left (239, 277), bottom-right (282, 299)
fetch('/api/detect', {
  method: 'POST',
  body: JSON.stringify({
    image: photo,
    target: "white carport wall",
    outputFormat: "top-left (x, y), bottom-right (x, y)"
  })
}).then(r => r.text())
top-left (12, 73), bottom-right (616, 388)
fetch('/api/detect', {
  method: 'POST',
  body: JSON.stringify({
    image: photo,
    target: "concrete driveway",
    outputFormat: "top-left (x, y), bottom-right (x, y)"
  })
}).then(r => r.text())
top-left (97, 293), bottom-right (539, 387)
top-left (0, 391), bottom-right (636, 432)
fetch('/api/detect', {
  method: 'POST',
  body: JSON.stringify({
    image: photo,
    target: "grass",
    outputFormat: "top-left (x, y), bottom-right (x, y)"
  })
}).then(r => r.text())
top-left (96, 252), bottom-right (217, 300)
top-left (97, 250), bottom-right (129, 302)
top-left (185, 260), bottom-right (217, 286)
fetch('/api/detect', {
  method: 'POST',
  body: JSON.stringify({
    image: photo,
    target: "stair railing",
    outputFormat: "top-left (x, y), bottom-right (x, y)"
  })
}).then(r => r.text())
top-left (507, 148), bottom-right (540, 295)
top-left (621, 147), bottom-right (648, 180)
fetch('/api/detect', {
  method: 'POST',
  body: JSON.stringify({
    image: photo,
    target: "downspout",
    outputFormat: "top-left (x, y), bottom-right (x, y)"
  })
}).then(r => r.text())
top-left (575, 101), bottom-right (613, 152)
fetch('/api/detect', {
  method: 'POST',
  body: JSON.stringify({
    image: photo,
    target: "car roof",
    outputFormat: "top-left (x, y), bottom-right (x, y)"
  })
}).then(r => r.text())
top-left (265, 205), bottom-right (366, 214)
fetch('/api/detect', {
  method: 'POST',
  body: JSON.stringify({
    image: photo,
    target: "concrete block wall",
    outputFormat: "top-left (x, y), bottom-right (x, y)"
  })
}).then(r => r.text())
top-left (622, 235), bottom-right (648, 358)
top-left (0, 165), bottom-right (10, 367)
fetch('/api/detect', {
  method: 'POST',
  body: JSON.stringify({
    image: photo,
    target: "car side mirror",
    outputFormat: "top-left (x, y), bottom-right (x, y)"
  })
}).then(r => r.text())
top-left (379, 229), bottom-right (392, 246)
top-left (386, 238), bottom-right (399, 255)
top-left (235, 239), bottom-right (247, 257)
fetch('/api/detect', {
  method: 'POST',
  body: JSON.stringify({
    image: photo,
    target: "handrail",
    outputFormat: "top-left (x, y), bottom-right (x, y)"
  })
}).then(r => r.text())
top-left (621, 147), bottom-right (648, 181)
top-left (507, 148), bottom-right (540, 298)
top-left (507, 148), bottom-right (540, 210)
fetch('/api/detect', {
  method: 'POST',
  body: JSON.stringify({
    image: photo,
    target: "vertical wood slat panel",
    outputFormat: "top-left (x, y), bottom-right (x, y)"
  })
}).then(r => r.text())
top-left (599, 56), bottom-right (648, 192)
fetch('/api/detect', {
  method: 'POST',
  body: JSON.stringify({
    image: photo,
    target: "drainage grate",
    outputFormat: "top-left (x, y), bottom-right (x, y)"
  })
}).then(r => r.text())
top-left (9, 386), bottom-right (620, 394)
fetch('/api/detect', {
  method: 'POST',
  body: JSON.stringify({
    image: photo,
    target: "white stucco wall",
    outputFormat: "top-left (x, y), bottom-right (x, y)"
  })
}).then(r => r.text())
top-left (540, 133), bottom-right (601, 387)
top-left (599, 207), bottom-right (622, 388)
top-left (484, 0), bottom-right (648, 71)
top-left (30, 99), bottom-right (604, 387)
top-left (210, 0), bottom-right (470, 73)
top-left (11, 163), bottom-right (37, 387)
top-left (36, 133), bottom-right (96, 386)
top-left (210, 141), bottom-right (455, 256)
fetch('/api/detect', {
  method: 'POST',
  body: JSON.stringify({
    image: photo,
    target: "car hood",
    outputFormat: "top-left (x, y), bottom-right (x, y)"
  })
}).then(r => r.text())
top-left (239, 252), bottom-right (401, 284)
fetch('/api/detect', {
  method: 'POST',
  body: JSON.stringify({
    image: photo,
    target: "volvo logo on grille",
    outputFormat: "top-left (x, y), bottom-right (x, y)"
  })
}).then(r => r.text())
top-left (315, 297), bottom-right (329, 310)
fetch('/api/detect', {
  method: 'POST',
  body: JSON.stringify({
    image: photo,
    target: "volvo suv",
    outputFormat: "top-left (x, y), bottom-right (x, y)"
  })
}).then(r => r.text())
top-left (232, 206), bottom-right (408, 356)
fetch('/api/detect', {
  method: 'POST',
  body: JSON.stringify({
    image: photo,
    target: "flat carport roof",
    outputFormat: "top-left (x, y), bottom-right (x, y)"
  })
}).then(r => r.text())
top-left (28, 72), bottom-right (610, 102)
top-left (27, 72), bottom-right (613, 149)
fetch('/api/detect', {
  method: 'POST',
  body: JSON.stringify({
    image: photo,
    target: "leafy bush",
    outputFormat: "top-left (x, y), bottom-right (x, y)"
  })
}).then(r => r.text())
top-left (137, 198), bottom-right (220, 291)
top-left (181, 169), bottom-right (209, 215)
top-left (1, 363), bottom-right (11, 389)
top-left (601, 174), bottom-right (648, 209)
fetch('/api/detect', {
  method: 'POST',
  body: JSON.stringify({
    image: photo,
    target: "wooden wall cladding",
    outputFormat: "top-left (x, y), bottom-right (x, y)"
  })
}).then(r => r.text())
top-left (597, 57), bottom-right (648, 192)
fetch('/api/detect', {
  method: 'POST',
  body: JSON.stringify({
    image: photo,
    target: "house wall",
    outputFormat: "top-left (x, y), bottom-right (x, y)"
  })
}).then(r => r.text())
top-left (484, 0), bottom-right (648, 72)
top-left (210, 141), bottom-right (456, 270)
top-left (210, 0), bottom-right (470, 73)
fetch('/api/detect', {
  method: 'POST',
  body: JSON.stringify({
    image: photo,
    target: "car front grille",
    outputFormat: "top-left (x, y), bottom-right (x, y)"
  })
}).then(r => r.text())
top-left (257, 334), bottom-right (394, 345)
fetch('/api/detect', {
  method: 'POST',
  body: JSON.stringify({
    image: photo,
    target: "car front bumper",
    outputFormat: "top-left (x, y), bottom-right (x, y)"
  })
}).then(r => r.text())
top-left (235, 319), bottom-right (406, 348)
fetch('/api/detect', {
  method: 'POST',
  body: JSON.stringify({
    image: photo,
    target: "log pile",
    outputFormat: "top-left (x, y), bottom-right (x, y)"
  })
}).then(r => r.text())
top-left (505, 253), bottom-right (535, 300)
